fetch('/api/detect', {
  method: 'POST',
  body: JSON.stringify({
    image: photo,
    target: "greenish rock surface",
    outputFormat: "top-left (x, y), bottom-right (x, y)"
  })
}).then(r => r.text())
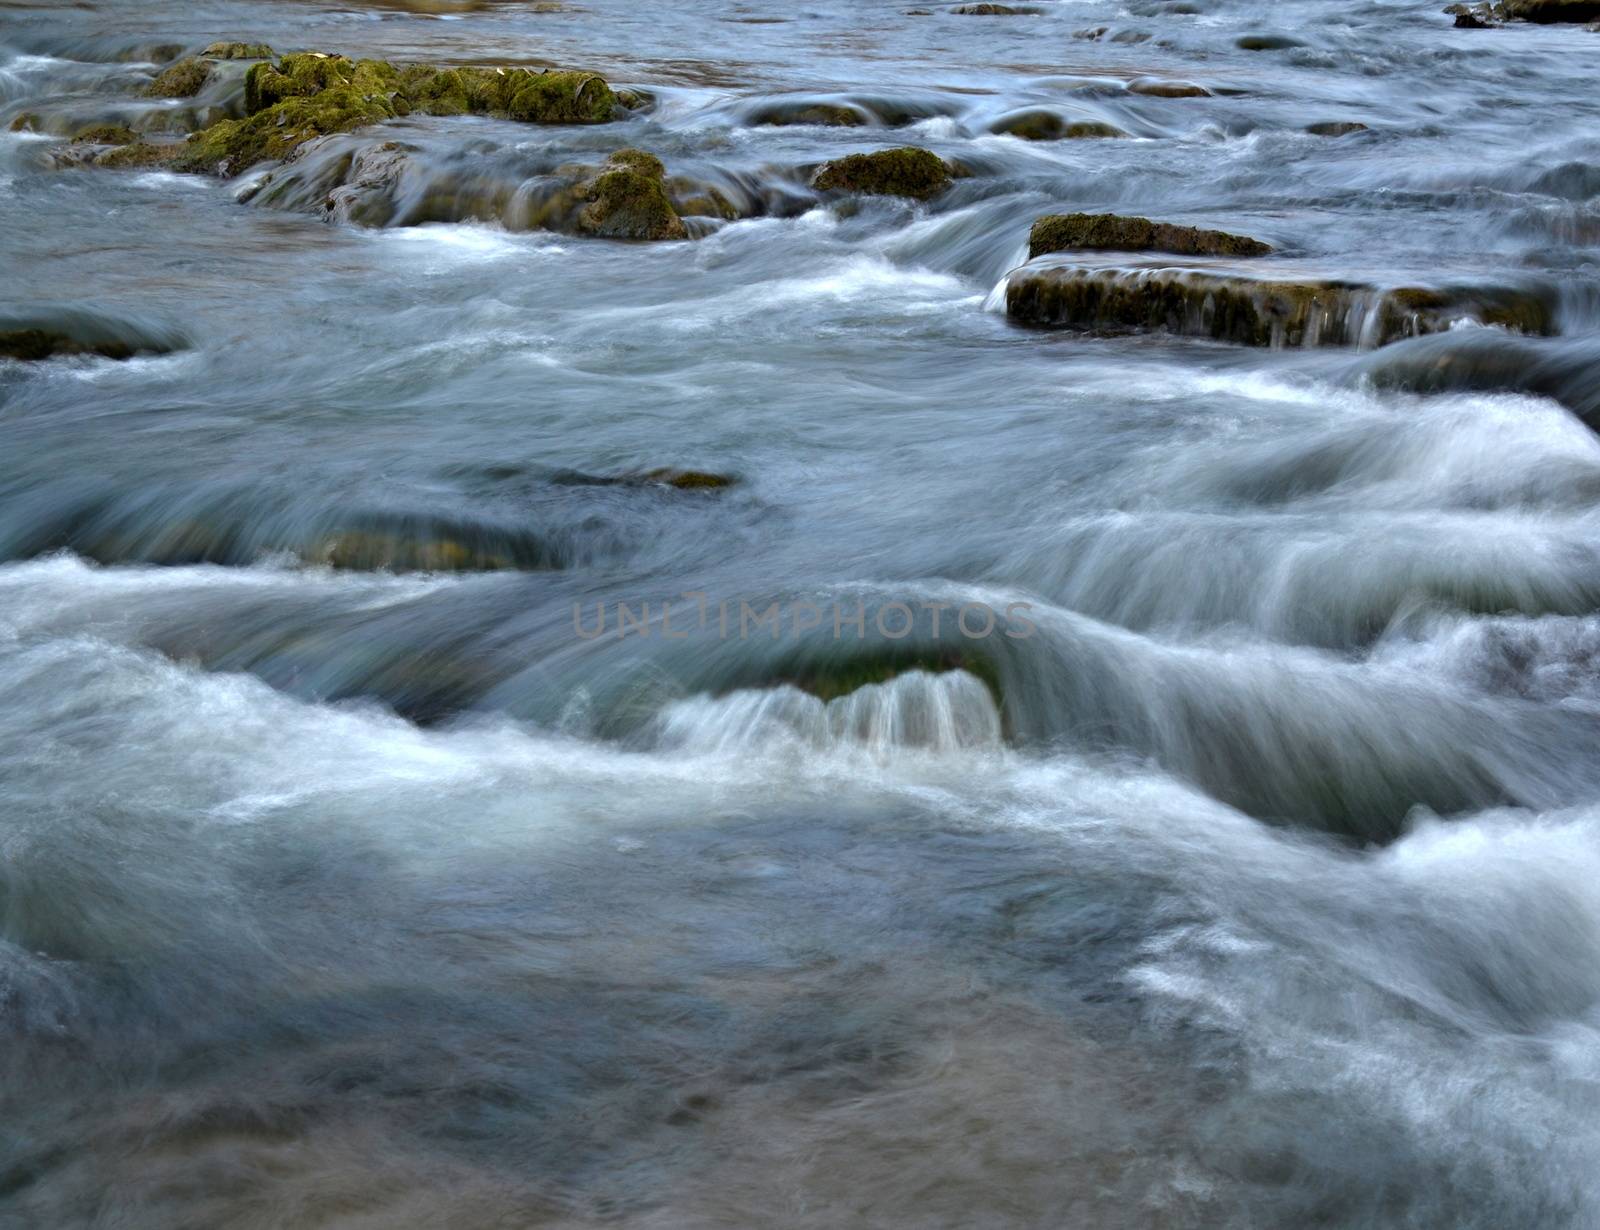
top-left (200, 41), bottom-right (276, 59)
top-left (1028, 213), bottom-right (1272, 260)
top-left (1306, 121), bottom-right (1368, 136)
top-left (990, 110), bottom-right (1126, 140)
top-left (1005, 262), bottom-right (1558, 348)
top-left (144, 57), bottom-right (211, 98)
top-left (1127, 78), bottom-right (1211, 98)
top-left (176, 51), bottom-right (617, 175)
top-left (812, 146), bottom-right (952, 199)
top-left (576, 149), bottom-right (687, 240)
top-left (70, 124), bottom-right (138, 145)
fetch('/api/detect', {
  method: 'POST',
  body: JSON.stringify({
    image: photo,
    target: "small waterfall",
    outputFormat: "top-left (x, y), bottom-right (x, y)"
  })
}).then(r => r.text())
top-left (651, 669), bottom-right (1002, 757)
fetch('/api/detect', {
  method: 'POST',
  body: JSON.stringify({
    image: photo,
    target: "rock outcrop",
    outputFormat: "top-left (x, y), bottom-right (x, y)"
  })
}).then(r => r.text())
top-left (174, 51), bottom-right (618, 175)
top-left (1005, 258), bottom-right (1559, 349)
top-left (1446, 0), bottom-right (1600, 22)
top-left (1028, 213), bottom-right (1272, 260)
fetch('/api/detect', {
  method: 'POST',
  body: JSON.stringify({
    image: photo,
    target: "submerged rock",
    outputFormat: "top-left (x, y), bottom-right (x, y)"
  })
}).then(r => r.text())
top-left (1237, 33), bottom-right (1304, 49)
top-left (70, 124), bottom-right (138, 145)
top-left (1005, 259), bottom-right (1559, 348)
top-left (951, 3), bottom-right (1036, 12)
top-left (576, 149), bottom-right (687, 240)
top-left (1356, 331), bottom-right (1600, 426)
top-left (812, 147), bottom-right (952, 200)
top-left (0, 308), bottom-right (183, 362)
top-left (1127, 78), bottom-right (1211, 98)
top-left (639, 469), bottom-right (735, 489)
top-left (1306, 121), bottom-right (1368, 136)
top-left (748, 99), bottom-right (867, 127)
top-left (95, 142), bottom-right (185, 168)
top-left (1028, 213), bottom-right (1272, 260)
top-left (989, 110), bottom-right (1127, 140)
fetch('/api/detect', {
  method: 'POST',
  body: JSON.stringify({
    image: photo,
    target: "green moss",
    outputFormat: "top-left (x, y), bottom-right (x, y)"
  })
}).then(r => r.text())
top-left (1028, 212), bottom-right (1272, 259)
top-left (144, 57), bottom-right (211, 98)
top-left (991, 110), bottom-right (1126, 140)
top-left (750, 101), bottom-right (866, 127)
top-left (503, 69), bottom-right (616, 123)
top-left (200, 41), bottom-right (275, 59)
top-left (606, 147), bottom-right (665, 178)
top-left (70, 123), bottom-right (138, 145)
top-left (95, 142), bottom-right (184, 168)
top-left (812, 146), bottom-right (952, 200)
top-left (8, 113), bottom-right (38, 133)
top-left (577, 151), bottom-right (686, 240)
top-left (640, 469), bottom-right (734, 489)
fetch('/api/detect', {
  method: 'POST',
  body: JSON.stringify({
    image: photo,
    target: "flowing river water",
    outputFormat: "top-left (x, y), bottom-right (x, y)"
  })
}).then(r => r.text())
top-left (3, 0), bottom-right (1600, 1226)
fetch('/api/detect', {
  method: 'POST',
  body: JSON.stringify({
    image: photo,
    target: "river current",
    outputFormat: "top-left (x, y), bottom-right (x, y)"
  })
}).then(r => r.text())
top-left (3, 0), bottom-right (1600, 1226)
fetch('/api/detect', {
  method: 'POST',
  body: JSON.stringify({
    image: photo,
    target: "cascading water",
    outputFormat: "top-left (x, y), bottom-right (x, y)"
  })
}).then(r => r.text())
top-left (3, 0), bottom-right (1600, 1226)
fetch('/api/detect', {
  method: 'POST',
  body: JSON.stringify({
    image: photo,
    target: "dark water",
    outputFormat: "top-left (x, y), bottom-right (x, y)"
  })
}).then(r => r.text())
top-left (3, 0), bottom-right (1600, 1226)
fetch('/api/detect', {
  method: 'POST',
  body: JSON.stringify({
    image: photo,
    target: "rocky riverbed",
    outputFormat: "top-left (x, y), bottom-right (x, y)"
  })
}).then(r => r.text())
top-left (3, 0), bottom-right (1600, 1227)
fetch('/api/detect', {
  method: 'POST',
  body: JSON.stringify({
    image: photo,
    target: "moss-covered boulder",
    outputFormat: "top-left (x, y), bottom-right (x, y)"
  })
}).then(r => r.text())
top-left (200, 41), bottom-right (276, 59)
top-left (990, 110), bottom-right (1126, 140)
top-left (173, 52), bottom-right (616, 175)
top-left (96, 142), bottom-right (185, 169)
top-left (1028, 213), bottom-right (1272, 260)
top-left (70, 124), bottom-right (138, 146)
top-left (144, 57), bottom-right (212, 99)
top-left (748, 100), bottom-right (867, 127)
top-left (812, 146), bottom-right (951, 200)
top-left (1005, 262), bottom-right (1559, 348)
top-left (575, 148), bottom-right (687, 240)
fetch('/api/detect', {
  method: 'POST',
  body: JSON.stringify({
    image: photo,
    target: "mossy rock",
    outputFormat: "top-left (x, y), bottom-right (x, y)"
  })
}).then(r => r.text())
top-left (639, 469), bottom-right (735, 489)
top-left (749, 100), bottom-right (867, 127)
top-left (200, 41), bottom-right (276, 59)
top-left (503, 69), bottom-right (616, 122)
top-left (1005, 263), bottom-right (1559, 348)
top-left (96, 142), bottom-right (185, 169)
top-left (1306, 121), bottom-right (1367, 136)
top-left (1028, 213), bottom-right (1272, 260)
top-left (316, 531), bottom-right (513, 572)
top-left (70, 124), bottom-right (138, 145)
top-left (1127, 78), bottom-right (1210, 98)
top-left (952, 3), bottom-right (1034, 12)
top-left (990, 110), bottom-right (1126, 140)
top-left (812, 146), bottom-right (951, 200)
top-left (576, 149), bottom-right (686, 240)
top-left (144, 57), bottom-right (212, 99)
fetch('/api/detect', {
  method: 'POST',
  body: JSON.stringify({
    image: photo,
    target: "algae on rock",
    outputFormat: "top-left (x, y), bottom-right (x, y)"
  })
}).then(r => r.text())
top-left (812, 147), bottom-right (952, 199)
top-left (1028, 213), bottom-right (1273, 260)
